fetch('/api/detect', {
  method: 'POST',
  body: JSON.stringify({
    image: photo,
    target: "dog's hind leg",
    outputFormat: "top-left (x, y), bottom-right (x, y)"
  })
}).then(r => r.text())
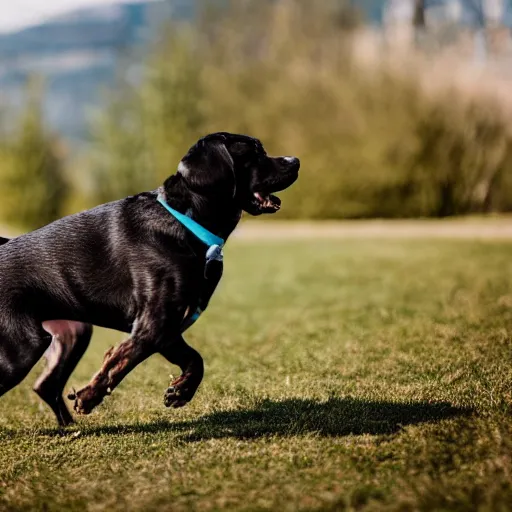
top-left (33, 321), bottom-right (92, 426)
top-left (0, 321), bottom-right (50, 398)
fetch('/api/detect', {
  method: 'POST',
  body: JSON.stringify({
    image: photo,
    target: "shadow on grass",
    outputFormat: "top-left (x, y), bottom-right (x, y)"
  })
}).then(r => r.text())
top-left (1, 397), bottom-right (472, 441)
top-left (178, 397), bottom-right (471, 441)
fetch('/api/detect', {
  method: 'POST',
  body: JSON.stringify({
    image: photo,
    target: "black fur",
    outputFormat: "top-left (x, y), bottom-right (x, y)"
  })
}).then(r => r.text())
top-left (0, 132), bottom-right (299, 425)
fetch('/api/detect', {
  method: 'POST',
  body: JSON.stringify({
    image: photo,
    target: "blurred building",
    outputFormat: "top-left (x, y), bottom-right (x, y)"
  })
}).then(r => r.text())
top-left (352, 0), bottom-right (511, 68)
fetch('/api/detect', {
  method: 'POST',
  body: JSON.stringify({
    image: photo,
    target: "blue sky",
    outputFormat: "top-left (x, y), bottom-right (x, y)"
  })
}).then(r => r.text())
top-left (0, 0), bottom-right (157, 33)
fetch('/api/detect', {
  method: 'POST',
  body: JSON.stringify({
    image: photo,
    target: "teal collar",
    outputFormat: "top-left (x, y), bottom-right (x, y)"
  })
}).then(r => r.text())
top-left (157, 194), bottom-right (225, 248)
top-left (158, 192), bottom-right (224, 330)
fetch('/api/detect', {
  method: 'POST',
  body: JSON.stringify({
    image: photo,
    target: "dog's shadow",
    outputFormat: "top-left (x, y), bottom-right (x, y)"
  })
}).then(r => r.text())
top-left (48, 397), bottom-right (471, 441)
top-left (0, 397), bottom-right (471, 441)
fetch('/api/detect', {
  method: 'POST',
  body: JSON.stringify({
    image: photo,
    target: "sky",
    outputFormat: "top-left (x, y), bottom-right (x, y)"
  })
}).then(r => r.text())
top-left (0, 0), bottom-right (157, 33)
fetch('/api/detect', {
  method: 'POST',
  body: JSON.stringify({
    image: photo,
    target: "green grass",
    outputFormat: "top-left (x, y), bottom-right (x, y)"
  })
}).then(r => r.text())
top-left (1, 239), bottom-right (512, 511)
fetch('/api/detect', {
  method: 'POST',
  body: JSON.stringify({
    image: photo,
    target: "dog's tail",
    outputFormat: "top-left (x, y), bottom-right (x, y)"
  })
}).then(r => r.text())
top-left (0, 237), bottom-right (10, 246)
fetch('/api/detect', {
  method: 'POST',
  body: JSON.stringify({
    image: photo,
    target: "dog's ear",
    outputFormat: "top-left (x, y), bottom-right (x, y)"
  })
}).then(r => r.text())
top-left (176, 134), bottom-right (236, 198)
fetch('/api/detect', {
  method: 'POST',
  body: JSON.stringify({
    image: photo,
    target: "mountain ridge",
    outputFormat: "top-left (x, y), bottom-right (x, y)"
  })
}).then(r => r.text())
top-left (0, 1), bottom-right (195, 142)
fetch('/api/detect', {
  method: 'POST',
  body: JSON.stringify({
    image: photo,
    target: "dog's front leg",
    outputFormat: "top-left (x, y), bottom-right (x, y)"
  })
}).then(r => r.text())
top-left (159, 336), bottom-right (204, 408)
top-left (70, 307), bottom-right (173, 415)
top-left (70, 335), bottom-right (153, 415)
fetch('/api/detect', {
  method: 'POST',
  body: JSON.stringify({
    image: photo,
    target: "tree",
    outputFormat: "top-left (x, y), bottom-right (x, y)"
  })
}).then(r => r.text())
top-left (0, 81), bottom-right (68, 230)
top-left (87, 29), bottom-right (203, 204)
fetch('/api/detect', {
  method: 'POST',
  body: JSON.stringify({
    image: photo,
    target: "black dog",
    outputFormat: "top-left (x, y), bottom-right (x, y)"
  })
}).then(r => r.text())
top-left (0, 132), bottom-right (299, 426)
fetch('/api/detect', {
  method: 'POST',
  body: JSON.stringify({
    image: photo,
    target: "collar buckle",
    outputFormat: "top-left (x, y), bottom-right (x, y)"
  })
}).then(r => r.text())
top-left (206, 244), bottom-right (223, 263)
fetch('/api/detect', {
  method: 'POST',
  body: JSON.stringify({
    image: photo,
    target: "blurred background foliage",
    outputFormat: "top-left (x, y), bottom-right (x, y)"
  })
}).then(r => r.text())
top-left (0, 80), bottom-right (68, 230)
top-left (2, 0), bottom-right (512, 229)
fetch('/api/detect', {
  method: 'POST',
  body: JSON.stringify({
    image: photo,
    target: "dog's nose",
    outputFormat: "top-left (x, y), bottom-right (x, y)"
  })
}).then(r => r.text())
top-left (283, 156), bottom-right (300, 169)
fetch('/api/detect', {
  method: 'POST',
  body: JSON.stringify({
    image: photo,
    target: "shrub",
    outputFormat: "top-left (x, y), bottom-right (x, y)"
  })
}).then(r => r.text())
top-left (0, 83), bottom-right (68, 230)
top-left (84, 0), bottom-right (512, 219)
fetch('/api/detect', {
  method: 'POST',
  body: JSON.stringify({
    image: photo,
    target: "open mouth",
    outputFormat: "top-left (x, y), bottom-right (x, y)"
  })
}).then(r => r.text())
top-left (245, 166), bottom-right (299, 216)
top-left (253, 192), bottom-right (281, 211)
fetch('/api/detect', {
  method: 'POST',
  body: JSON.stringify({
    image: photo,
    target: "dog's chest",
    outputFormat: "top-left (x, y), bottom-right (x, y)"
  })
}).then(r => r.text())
top-left (181, 258), bottom-right (223, 333)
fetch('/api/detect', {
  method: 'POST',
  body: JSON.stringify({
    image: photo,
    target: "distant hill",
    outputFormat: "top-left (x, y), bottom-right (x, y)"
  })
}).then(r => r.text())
top-left (0, 1), bottom-right (195, 144)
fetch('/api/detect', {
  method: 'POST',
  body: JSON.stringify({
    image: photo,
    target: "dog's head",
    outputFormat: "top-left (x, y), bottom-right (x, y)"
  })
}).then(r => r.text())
top-left (176, 132), bottom-right (300, 215)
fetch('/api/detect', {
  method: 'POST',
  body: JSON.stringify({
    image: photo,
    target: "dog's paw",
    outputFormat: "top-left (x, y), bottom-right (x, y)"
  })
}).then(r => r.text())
top-left (163, 373), bottom-right (198, 408)
top-left (164, 385), bottom-right (189, 408)
top-left (68, 386), bottom-right (103, 415)
top-left (73, 396), bottom-right (91, 415)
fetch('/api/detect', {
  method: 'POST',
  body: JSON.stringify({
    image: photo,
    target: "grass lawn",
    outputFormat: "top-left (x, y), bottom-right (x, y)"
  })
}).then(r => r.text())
top-left (1, 238), bottom-right (512, 511)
